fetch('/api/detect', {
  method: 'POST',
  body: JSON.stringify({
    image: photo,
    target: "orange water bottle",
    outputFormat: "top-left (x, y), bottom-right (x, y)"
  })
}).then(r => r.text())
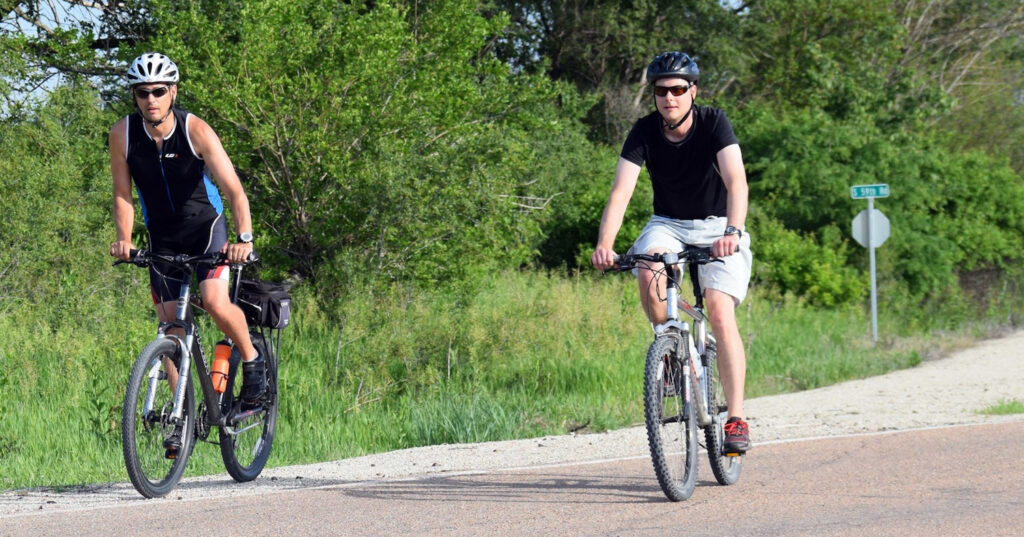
top-left (212, 339), bottom-right (232, 393)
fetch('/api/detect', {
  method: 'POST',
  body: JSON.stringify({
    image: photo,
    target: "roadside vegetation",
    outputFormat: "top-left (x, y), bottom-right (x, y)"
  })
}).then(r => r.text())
top-left (980, 400), bottom-right (1024, 416)
top-left (2, 0), bottom-right (1022, 489)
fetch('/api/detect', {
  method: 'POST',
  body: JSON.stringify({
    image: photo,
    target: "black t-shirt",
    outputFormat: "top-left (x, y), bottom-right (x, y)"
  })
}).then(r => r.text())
top-left (620, 106), bottom-right (739, 220)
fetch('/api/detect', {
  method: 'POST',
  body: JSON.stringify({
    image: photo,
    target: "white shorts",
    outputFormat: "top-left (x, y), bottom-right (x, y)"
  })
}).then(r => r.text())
top-left (628, 215), bottom-right (753, 304)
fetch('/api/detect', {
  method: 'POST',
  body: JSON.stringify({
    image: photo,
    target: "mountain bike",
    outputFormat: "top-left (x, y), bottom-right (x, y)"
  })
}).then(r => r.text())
top-left (115, 250), bottom-right (280, 498)
top-left (609, 246), bottom-right (742, 501)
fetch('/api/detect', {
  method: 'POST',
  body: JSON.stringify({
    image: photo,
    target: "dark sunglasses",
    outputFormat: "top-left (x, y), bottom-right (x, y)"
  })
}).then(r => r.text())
top-left (133, 86), bottom-right (171, 99)
top-left (653, 84), bottom-right (691, 97)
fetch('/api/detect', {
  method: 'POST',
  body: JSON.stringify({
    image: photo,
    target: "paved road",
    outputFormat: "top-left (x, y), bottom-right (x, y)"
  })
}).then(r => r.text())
top-left (5, 421), bottom-right (1022, 537)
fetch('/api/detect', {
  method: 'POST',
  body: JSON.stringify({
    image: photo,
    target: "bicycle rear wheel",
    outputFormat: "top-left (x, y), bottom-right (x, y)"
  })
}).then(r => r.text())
top-left (703, 343), bottom-right (742, 485)
top-left (644, 335), bottom-right (698, 501)
top-left (121, 338), bottom-right (195, 498)
top-left (219, 332), bottom-right (278, 482)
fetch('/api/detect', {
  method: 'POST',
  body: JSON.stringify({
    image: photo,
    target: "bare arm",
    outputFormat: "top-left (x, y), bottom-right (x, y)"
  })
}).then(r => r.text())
top-left (713, 143), bottom-right (748, 258)
top-left (110, 119), bottom-right (135, 260)
top-left (189, 116), bottom-right (253, 263)
top-left (591, 158), bottom-right (642, 269)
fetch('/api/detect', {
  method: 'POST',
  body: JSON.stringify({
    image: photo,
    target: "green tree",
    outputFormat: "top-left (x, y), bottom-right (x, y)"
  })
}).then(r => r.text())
top-left (0, 83), bottom-right (116, 314)
top-left (120, 0), bottom-right (596, 289)
top-left (486, 0), bottom-right (746, 143)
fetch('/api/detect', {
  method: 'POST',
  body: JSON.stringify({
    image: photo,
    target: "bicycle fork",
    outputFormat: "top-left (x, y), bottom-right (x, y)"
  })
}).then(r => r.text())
top-left (144, 283), bottom-right (198, 426)
top-left (664, 281), bottom-right (714, 429)
top-left (681, 332), bottom-right (713, 428)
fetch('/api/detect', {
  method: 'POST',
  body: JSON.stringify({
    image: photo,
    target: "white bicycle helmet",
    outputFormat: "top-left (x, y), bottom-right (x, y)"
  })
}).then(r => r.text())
top-left (126, 52), bottom-right (179, 86)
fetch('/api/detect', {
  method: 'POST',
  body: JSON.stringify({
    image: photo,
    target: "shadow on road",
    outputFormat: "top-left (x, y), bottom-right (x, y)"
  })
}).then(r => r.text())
top-left (340, 471), bottom-right (725, 505)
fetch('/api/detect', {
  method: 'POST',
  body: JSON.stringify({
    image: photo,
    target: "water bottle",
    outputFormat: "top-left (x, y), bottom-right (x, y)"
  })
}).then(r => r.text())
top-left (212, 339), bottom-right (232, 393)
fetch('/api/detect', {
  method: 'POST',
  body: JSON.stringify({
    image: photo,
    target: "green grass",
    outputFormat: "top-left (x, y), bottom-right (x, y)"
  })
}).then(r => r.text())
top-left (979, 400), bottom-right (1024, 415)
top-left (0, 269), bottom-right (1017, 490)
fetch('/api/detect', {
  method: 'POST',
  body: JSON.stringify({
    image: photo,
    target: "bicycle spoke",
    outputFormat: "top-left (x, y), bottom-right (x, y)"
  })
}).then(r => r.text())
top-left (122, 340), bottom-right (193, 498)
top-left (644, 336), bottom-right (698, 501)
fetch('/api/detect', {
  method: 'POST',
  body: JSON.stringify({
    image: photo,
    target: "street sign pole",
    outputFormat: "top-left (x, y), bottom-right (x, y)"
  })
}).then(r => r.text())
top-left (850, 183), bottom-right (890, 345)
top-left (867, 197), bottom-right (878, 344)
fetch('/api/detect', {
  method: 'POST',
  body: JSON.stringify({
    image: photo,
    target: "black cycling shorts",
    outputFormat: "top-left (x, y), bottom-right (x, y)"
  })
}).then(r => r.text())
top-left (148, 214), bottom-right (230, 304)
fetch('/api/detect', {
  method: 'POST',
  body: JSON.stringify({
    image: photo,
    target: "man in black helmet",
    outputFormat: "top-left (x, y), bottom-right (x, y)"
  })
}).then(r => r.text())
top-left (592, 51), bottom-right (752, 453)
top-left (108, 52), bottom-right (265, 458)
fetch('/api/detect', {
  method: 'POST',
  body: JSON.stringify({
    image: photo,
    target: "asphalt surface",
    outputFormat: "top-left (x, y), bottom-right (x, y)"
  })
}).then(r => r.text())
top-left (4, 421), bottom-right (1023, 536)
top-left (4, 330), bottom-right (1023, 535)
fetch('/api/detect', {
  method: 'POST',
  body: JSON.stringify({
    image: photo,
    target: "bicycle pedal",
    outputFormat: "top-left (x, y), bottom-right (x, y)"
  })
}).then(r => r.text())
top-left (725, 452), bottom-right (742, 457)
top-left (230, 407), bottom-right (262, 424)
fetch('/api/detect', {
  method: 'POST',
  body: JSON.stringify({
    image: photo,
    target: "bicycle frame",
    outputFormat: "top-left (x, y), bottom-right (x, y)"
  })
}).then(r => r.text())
top-left (654, 255), bottom-right (716, 429)
top-left (146, 263), bottom-right (253, 436)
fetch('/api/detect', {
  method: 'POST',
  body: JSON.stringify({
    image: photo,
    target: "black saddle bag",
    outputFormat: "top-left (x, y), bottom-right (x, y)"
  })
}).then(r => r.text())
top-left (237, 279), bottom-right (292, 329)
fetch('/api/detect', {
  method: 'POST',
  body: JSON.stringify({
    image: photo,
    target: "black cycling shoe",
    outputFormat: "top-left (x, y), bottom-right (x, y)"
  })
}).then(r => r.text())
top-left (239, 353), bottom-right (266, 409)
top-left (163, 426), bottom-right (182, 459)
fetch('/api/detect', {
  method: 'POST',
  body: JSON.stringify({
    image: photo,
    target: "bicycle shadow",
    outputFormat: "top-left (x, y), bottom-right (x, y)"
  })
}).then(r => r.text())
top-left (338, 471), bottom-right (716, 505)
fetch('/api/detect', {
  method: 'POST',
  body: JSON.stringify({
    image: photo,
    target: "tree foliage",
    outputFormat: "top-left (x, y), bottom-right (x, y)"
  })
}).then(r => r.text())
top-left (121, 0), bottom-right (594, 290)
top-left (1, 0), bottom-right (1022, 308)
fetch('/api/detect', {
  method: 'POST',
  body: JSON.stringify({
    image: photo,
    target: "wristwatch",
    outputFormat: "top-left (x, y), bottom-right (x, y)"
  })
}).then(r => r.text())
top-left (237, 232), bottom-right (254, 243)
top-left (723, 225), bottom-right (743, 238)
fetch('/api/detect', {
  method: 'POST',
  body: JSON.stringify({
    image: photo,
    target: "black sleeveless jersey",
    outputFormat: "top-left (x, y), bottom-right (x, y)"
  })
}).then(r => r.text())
top-left (125, 108), bottom-right (224, 239)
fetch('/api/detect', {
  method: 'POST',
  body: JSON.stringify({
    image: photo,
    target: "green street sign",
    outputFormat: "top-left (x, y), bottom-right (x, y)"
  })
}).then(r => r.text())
top-left (850, 184), bottom-right (890, 199)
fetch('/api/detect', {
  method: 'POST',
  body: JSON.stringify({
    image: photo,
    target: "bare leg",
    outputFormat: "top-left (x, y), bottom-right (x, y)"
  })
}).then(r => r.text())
top-left (199, 279), bottom-right (257, 361)
top-left (636, 248), bottom-right (669, 324)
top-left (155, 301), bottom-right (183, 392)
top-left (705, 289), bottom-right (746, 419)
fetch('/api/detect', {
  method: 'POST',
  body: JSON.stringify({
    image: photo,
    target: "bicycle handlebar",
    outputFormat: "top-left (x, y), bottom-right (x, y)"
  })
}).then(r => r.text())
top-left (605, 245), bottom-right (727, 273)
top-left (113, 249), bottom-right (259, 268)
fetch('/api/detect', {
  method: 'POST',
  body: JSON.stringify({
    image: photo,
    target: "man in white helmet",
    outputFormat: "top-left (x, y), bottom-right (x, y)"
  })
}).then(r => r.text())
top-left (108, 52), bottom-right (264, 458)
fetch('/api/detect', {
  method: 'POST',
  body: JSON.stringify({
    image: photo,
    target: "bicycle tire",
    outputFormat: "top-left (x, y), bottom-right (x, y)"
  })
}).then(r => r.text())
top-left (219, 332), bottom-right (278, 482)
top-left (644, 334), bottom-right (698, 501)
top-left (703, 343), bottom-right (742, 485)
top-left (122, 338), bottom-right (196, 498)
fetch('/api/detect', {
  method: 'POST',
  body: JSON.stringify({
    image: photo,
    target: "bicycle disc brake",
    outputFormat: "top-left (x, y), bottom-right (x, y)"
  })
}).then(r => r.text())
top-left (194, 401), bottom-right (211, 440)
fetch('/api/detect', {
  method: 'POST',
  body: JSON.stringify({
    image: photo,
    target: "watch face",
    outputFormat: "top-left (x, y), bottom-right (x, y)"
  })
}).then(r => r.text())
top-left (239, 232), bottom-right (253, 243)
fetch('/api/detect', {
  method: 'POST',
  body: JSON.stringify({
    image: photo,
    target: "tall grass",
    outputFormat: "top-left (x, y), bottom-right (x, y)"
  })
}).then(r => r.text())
top-left (0, 269), bottom-right (1019, 489)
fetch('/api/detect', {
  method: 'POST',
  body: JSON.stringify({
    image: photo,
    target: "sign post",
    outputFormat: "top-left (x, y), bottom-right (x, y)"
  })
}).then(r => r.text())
top-left (851, 184), bottom-right (890, 344)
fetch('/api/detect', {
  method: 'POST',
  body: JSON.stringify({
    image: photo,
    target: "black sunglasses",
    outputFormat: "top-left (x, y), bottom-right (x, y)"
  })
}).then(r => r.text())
top-left (653, 84), bottom-right (691, 97)
top-left (133, 86), bottom-right (171, 99)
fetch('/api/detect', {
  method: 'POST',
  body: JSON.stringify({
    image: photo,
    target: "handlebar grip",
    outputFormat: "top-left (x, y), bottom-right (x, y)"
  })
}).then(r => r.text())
top-left (113, 248), bottom-right (141, 266)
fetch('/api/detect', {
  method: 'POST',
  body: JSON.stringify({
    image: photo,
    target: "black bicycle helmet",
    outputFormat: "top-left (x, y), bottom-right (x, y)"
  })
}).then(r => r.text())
top-left (646, 52), bottom-right (699, 84)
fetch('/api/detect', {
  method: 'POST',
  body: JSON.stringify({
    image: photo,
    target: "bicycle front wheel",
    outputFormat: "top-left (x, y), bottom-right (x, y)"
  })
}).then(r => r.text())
top-left (121, 338), bottom-right (195, 498)
top-left (704, 343), bottom-right (742, 485)
top-left (219, 332), bottom-right (278, 482)
top-left (644, 335), bottom-right (698, 501)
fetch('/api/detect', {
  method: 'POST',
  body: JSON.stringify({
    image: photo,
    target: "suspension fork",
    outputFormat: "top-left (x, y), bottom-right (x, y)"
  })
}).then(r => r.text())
top-left (169, 282), bottom-right (195, 424)
top-left (683, 332), bottom-right (713, 428)
top-left (142, 359), bottom-right (163, 417)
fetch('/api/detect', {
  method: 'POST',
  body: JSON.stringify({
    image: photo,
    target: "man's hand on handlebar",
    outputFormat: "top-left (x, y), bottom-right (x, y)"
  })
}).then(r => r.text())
top-left (712, 234), bottom-right (740, 259)
top-left (592, 245), bottom-right (618, 271)
top-left (226, 242), bottom-right (253, 265)
top-left (110, 240), bottom-right (134, 261)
